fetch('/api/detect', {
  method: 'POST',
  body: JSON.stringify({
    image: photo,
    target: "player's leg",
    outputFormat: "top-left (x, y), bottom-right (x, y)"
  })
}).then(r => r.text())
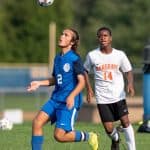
top-left (118, 100), bottom-right (136, 150)
top-left (120, 114), bottom-right (136, 150)
top-left (54, 107), bottom-right (98, 150)
top-left (54, 127), bottom-right (89, 142)
top-left (54, 128), bottom-right (98, 150)
top-left (32, 111), bottom-right (49, 150)
top-left (32, 100), bottom-right (55, 150)
top-left (97, 104), bottom-right (120, 150)
top-left (54, 107), bottom-right (90, 142)
top-left (103, 122), bottom-right (120, 150)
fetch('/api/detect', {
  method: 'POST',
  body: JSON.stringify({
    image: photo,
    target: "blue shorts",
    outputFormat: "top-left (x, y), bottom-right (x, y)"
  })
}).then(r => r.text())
top-left (41, 99), bottom-right (78, 132)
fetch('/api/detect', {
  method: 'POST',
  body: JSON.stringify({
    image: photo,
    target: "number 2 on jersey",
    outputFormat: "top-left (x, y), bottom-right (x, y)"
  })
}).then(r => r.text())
top-left (57, 74), bottom-right (62, 84)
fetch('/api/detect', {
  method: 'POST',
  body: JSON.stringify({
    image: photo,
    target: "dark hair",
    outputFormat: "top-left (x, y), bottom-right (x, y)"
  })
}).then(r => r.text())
top-left (97, 27), bottom-right (112, 37)
top-left (69, 28), bottom-right (80, 52)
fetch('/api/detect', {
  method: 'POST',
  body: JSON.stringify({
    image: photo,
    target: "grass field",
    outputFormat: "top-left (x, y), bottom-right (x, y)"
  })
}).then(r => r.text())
top-left (0, 93), bottom-right (149, 150)
top-left (0, 122), bottom-right (150, 150)
top-left (0, 93), bottom-right (49, 111)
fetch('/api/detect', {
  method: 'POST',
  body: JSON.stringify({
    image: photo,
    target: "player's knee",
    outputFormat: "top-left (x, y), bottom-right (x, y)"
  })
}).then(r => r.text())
top-left (120, 115), bottom-right (130, 128)
top-left (121, 121), bottom-right (130, 128)
top-left (54, 132), bottom-right (64, 142)
top-left (32, 118), bottom-right (43, 129)
top-left (105, 126), bottom-right (114, 134)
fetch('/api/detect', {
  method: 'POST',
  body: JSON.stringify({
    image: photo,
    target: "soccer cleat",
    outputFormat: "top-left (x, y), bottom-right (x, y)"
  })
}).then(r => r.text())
top-left (88, 132), bottom-right (98, 150)
top-left (111, 140), bottom-right (120, 150)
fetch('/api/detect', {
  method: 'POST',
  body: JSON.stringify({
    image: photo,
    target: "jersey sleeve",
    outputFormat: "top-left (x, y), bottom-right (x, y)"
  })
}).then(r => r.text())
top-left (52, 66), bottom-right (55, 77)
top-left (120, 52), bottom-right (132, 72)
top-left (74, 58), bottom-right (84, 75)
top-left (52, 56), bottom-right (56, 77)
top-left (84, 53), bottom-right (92, 73)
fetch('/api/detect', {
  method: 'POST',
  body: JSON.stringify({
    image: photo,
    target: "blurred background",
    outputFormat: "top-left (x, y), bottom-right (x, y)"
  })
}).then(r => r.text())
top-left (0, 0), bottom-right (150, 123)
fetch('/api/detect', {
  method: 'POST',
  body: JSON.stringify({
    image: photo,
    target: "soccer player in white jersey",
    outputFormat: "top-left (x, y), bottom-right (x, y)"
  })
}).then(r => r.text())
top-left (84, 27), bottom-right (136, 150)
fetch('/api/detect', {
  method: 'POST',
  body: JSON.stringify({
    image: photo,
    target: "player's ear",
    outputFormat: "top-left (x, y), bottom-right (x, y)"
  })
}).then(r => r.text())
top-left (110, 36), bottom-right (112, 42)
top-left (70, 41), bottom-right (75, 46)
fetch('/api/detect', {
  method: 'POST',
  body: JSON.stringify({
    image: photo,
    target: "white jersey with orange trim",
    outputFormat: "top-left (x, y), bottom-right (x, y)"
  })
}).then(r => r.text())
top-left (84, 48), bottom-right (132, 104)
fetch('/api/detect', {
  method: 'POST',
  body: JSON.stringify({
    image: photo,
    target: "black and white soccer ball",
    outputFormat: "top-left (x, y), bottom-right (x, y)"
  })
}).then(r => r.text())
top-left (37, 0), bottom-right (54, 7)
top-left (0, 118), bottom-right (13, 130)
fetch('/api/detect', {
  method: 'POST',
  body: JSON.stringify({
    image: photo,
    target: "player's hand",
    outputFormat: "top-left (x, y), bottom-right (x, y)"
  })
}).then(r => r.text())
top-left (127, 83), bottom-right (135, 97)
top-left (66, 95), bottom-right (75, 109)
top-left (27, 81), bottom-right (40, 92)
top-left (86, 87), bottom-right (94, 103)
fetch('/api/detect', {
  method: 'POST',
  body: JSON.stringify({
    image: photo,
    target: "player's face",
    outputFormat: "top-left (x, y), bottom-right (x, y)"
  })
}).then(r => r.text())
top-left (97, 30), bottom-right (112, 47)
top-left (58, 29), bottom-right (74, 48)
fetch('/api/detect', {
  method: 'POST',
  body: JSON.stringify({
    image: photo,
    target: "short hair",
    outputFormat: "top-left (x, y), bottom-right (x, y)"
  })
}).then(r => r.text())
top-left (97, 27), bottom-right (112, 37)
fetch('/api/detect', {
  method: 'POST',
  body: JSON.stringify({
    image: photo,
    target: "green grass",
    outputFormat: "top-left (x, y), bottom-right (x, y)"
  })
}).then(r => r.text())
top-left (0, 93), bottom-right (49, 111)
top-left (0, 94), bottom-right (148, 149)
top-left (0, 122), bottom-right (150, 150)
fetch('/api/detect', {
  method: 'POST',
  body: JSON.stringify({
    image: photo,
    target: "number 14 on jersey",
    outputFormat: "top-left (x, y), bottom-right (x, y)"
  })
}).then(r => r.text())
top-left (103, 71), bottom-right (113, 81)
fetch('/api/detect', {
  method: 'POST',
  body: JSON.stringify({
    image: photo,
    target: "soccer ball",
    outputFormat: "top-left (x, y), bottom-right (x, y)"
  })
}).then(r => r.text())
top-left (37, 0), bottom-right (54, 7)
top-left (0, 118), bottom-right (13, 130)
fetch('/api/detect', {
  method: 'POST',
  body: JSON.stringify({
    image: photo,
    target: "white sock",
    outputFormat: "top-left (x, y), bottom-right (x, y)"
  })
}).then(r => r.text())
top-left (123, 124), bottom-right (136, 150)
top-left (109, 128), bottom-right (119, 142)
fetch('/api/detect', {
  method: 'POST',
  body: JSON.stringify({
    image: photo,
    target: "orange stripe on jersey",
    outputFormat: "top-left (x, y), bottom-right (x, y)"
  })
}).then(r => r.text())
top-left (96, 64), bottom-right (118, 71)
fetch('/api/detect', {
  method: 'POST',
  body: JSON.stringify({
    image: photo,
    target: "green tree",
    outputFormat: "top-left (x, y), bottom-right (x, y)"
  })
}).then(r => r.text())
top-left (0, 0), bottom-right (74, 63)
top-left (0, 0), bottom-right (150, 66)
top-left (73, 0), bottom-right (150, 66)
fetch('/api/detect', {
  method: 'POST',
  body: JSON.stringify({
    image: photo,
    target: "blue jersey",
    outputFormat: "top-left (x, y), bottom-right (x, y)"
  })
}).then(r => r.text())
top-left (51, 50), bottom-right (84, 109)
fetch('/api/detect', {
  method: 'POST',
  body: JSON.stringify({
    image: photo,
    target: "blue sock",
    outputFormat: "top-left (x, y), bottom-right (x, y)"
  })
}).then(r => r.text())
top-left (75, 131), bottom-right (89, 142)
top-left (31, 135), bottom-right (44, 150)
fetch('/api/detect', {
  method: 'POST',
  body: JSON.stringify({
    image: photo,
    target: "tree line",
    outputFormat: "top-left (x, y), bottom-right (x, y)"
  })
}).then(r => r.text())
top-left (0, 0), bottom-right (149, 67)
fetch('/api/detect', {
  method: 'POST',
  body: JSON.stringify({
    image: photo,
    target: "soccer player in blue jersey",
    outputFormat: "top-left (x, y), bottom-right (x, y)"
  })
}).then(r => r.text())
top-left (27, 28), bottom-right (98, 150)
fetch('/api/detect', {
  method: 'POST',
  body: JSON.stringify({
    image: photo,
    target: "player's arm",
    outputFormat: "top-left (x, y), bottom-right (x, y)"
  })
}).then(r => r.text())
top-left (121, 52), bottom-right (135, 96)
top-left (84, 71), bottom-right (94, 103)
top-left (27, 77), bottom-right (55, 92)
top-left (84, 53), bottom-right (94, 103)
top-left (66, 74), bottom-right (85, 109)
top-left (125, 70), bottom-right (135, 96)
top-left (66, 58), bottom-right (85, 109)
